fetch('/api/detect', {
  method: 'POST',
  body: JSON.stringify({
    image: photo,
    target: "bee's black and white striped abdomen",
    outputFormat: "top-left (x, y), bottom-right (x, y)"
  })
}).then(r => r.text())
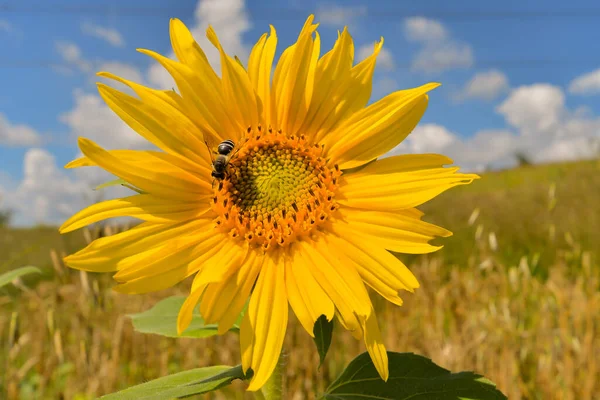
top-left (217, 140), bottom-right (235, 155)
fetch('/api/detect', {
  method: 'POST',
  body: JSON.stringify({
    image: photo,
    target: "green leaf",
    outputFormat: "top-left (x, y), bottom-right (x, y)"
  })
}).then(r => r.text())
top-left (322, 352), bottom-right (507, 400)
top-left (0, 266), bottom-right (41, 289)
top-left (99, 365), bottom-right (251, 399)
top-left (129, 296), bottom-right (241, 338)
top-left (313, 315), bottom-right (333, 368)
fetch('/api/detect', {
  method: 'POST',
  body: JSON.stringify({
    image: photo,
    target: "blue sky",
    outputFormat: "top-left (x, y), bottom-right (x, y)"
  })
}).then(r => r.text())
top-left (1, 0), bottom-right (600, 225)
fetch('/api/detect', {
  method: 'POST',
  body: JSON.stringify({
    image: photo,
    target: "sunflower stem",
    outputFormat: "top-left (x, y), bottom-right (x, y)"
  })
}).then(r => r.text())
top-left (259, 349), bottom-right (285, 400)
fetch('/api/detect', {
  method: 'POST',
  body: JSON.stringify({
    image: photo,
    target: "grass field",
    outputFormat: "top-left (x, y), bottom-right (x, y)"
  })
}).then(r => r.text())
top-left (1, 159), bottom-right (599, 399)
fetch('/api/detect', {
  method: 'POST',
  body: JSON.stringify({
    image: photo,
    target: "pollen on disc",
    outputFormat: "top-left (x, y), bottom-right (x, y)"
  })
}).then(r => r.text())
top-left (210, 128), bottom-right (341, 250)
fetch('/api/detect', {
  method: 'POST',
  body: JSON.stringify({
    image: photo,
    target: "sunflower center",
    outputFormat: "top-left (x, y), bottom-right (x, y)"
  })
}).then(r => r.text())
top-left (211, 128), bottom-right (341, 250)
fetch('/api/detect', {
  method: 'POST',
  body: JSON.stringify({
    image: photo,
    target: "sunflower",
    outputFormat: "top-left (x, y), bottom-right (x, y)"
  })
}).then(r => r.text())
top-left (60, 15), bottom-right (478, 391)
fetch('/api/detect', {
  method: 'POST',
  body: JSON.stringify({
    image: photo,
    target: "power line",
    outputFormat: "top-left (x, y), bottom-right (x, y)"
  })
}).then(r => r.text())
top-left (2, 4), bottom-right (600, 19)
top-left (0, 57), bottom-right (597, 70)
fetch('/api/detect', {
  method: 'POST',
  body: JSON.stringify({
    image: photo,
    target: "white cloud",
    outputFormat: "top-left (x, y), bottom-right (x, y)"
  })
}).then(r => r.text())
top-left (358, 45), bottom-right (394, 71)
top-left (2, 148), bottom-right (132, 226)
top-left (59, 89), bottom-right (152, 150)
top-left (55, 40), bottom-right (144, 87)
top-left (393, 123), bottom-right (458, 154)
top-left (55, 41), bottom-right (92, 73)
top-left (385, 83), bottom-right (600, 171)
top-left (315, 4), bottom-right (367, 27)
top-left (81, 22), bottom-right (125, 47)
top-left (147, 0), bottom-right (252, 89)
top-left (568, 68), bottom-right (600, 95)
top-left (0, 112), bottom-right (42, 146)
top-left (4, 149), bottom-right (88, 226)
top-left (13, 0), bottom-right (254, 227)
top-left (457, 69), bottom-right (509, 101)
top-left (0, 19), bottom-right (12, 33)
top-left (411, 42), bottom-right (474, 73)
top-left (404, 17), bottom-right (474, 74)
top-left (496, 84), bottom-right (564, 136)
top-left (404, 17), bottom-right (447, 43)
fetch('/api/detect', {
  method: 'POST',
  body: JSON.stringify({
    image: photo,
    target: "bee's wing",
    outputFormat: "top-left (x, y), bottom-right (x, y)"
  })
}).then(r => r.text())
top-left (203, 136), bottom-right (218, 164)
top-left (228, 137), bottom-right (248, 161)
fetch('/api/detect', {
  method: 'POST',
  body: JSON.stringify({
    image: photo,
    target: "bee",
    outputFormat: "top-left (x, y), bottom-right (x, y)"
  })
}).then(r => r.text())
top-left (206, 139), bottom-right (237, 182)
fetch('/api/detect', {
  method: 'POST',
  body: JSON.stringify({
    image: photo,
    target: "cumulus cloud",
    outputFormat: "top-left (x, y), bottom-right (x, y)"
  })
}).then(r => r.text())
top-left (7, 0), bottom-right (257, 226)
top-left (568, 68), bottom-right (600, 95)
top-left (55, 40), bottom-right (145, 87)
top-left (315, 4), bottom-right (367, 28)
top-left (81, 22), bottom-right (125, 47)
top-left (385, 83), bottom-right (600, 171)
top-left (0, 112), bottom-right (42, 146)
top-left (59, 89), bottom-right (152, 150)
top-left (411, 42), bottom-right (473, 73)
top-left (147, 0), bottom-right (252, 89)
top-left (404, 17), bottom-right (447, 43)
top-left (358, 45), bottom-right (394, 71)
top-left (4, 149), bottom-right (90, 226)
top-left (457, 69), bottom-right (509, 101)
top-left (55, 41), bottom-right (92, 73)
top-left (404, 17), bottom-right (474, 73)
top-left (1, 148), bottom-right (132, 226)
top-left (60, 0), bottom-right (254, 152)
top-left (496, 84), bottom-right (564, 136)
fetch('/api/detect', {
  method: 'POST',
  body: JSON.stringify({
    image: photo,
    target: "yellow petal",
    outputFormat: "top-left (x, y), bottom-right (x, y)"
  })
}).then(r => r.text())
top-left (272, 15), bottom-right (320, 135)
top-left (215, 251), bottom-right (263, 335)
top-left (64, 221), bottom-right (180, 272)
top-left (298, 238), bottom-right (371, 330)
top-left (206, 26), bottom-right (259, 134)
top-left (59, 194), bottom-right (209, 233)
top-left (363, 310), bottom-right (389, 381)
top-left (64, 218), bottom-right (213, 266)
top-left (177, 272), bottom-right (209, 335)
top-left (334, 309), bottom-right (363, 341)
top-left (78, 138), bottom-right (210, 200)
top-left (112, 233), bottom-right (229, 295)
top-left (191, 239), bottom-right (249, 288)
top-left (113, 222), bottom-right (215, 282)
top-left (138, 48), bottom-right (238, 143)
top-left (284, 248), bottom-right (334, 337)
top-left (199, 250), bottom-right (260, 331)
top-left (325, 83), bottom-right (440, 169)
top-left (65, 148), bottom-right (211, 181)
top-left (337, 207), bottom-right (451, 254)
top-left (338, 154), bottom-right (479, 210)
top-left (240, 311), bottom-right (254, 375)
top-left (169, 18), bottom-right (220, 94)
top-left (311, 37), bottom-right (382, 144)
top-left (246, 252), bottom-right (288, 391)
top-left (300, 27), bottom-right (353, 140)
top-left (248, 25), bottom-right (277, 125)
top-left (327, 228), bottom-right (419, 303)
top-left (348, 153), bottom-right (455, 175)
top-left (96, 82), bottom-right (209, 168)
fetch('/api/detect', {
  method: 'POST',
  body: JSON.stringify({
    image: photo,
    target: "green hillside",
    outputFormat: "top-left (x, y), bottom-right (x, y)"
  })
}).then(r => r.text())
top-left (416, 159), bottom-right (599, 274)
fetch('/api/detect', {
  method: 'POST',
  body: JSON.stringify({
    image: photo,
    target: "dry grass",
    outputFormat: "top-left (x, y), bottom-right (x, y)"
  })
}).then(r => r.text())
top-left (1, 225), bottom-right (598, 399)
top-left (1, 160), bottom-right (599, 399)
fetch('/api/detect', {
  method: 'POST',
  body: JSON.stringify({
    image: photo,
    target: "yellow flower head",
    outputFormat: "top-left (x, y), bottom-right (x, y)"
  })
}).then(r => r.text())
top-left (60, 15), bottom-right (478, 391)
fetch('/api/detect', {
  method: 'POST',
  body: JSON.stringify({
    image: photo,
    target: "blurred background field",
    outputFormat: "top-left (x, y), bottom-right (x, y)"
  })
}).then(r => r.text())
top-left (1, 159), bottom-right (598, 399)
